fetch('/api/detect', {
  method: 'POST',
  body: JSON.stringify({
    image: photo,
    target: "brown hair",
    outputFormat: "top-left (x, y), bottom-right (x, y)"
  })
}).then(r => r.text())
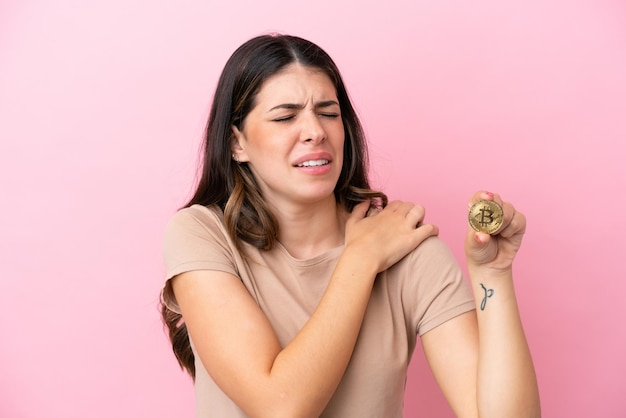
top-left (161, 34), bottom-right (387, 379)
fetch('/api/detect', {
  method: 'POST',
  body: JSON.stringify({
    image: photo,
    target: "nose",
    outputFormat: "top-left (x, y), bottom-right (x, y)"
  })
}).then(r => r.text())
top-left (300, 112), bottom-right (326, 144)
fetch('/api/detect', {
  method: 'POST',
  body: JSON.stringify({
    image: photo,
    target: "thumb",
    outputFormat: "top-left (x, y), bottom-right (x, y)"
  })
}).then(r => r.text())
top-left (465, 228), bottom-right (494, 263)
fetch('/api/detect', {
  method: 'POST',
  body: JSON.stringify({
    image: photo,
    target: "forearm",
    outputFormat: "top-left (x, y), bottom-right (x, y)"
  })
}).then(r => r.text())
top-left (179, 251), bottom-right (378, 418)
top-left (264, 250), bottom-right (378, 417)
top-left (468, 268), bottom-right (541, 418)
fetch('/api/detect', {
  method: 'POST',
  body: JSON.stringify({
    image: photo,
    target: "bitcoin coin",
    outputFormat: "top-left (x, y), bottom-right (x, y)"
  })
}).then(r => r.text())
top-left (468, 200), bottom-right (503, 234)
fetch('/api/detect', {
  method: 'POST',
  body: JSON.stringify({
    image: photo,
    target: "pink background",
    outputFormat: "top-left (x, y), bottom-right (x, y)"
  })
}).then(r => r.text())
top-left (1, 0), bottom-right (625, 416)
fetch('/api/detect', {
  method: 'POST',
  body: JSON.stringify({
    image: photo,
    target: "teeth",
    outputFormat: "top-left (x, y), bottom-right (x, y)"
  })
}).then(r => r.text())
top-left (297, 159), bottom-right (329, 167)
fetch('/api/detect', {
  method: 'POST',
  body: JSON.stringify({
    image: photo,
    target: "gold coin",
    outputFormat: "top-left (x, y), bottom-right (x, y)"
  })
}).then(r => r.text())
top-left (468, 200), bottom-right (503, 234)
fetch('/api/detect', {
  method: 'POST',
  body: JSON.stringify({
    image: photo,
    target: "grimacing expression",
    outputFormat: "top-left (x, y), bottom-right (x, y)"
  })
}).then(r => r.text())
top-left (231, 64), bottom-right (345, 208)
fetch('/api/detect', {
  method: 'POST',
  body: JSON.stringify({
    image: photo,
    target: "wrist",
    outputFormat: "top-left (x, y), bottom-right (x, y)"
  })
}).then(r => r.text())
top-left (341, 244), bottom-right (382, 274)
top-left (467, 264), bottom-right (514, 283)
top-left (334, 247), bottom-right (379, 284)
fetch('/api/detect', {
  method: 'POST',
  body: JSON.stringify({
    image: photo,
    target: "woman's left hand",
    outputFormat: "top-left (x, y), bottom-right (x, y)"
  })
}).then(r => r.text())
top-left (464, 191), bottom-right (526, 275)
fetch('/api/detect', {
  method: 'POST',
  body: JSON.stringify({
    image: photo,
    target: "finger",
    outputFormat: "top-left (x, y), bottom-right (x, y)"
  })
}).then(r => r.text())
top-left (386, 201), bottom-right (426, 228)
top-left (384, 200), bottom-right (405, 213)
top-left (349, 200), bottom-right (371, 221)
top-left (406, 204), bottom-right (426, 227)
top-left (494, 200), bottom-right (515, 234)
top-left (366, 206), bottom-right (381, 217)
top-left (405, 223), bottom-right (440, 249)
top-left (464, 227), bottom-right (496, 266)
top-left (466, 227), bottom-right (492, 248)
top-left (498, 209), bottom-right (526, 239)
top-left (395, 201), bottom-right (423, 218)
top-left (468, 190), bottom-right (503, 205)
top-left (416, 222), bottom-right (439, 238)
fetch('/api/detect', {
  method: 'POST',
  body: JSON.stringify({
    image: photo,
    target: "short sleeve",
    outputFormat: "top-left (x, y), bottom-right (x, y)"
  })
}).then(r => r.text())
top-left (400, 237), bottom-right (475, 336)
top-left (161, 205), bottom-right (238, 313)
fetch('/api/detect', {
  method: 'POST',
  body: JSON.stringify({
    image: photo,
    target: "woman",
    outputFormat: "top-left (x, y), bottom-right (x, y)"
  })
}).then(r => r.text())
top-left (160, 34), bottom-right (540, 417)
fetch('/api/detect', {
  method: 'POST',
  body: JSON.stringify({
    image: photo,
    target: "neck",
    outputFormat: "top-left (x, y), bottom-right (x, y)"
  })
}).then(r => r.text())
top-left (270, 197), bottom-right (347, 259)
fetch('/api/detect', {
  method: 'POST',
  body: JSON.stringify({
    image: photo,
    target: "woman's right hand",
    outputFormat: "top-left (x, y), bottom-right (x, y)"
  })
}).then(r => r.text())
top-left (344, 200), bottom-right (439, 273)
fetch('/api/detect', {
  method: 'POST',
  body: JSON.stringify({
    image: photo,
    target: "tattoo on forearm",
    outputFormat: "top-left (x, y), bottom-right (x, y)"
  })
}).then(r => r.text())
top-left (479, 283), bottom-right (494, 311)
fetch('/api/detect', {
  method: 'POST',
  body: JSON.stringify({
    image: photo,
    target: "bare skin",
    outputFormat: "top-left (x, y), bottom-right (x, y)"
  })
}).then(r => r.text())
top-left (174, 65), bottom-right (440, 417)
top-left (172, 64), bottom-right (540, 417)
top-left (421, 191), bottom-right (541, 418)
top-left (173, 200), bottom-right (438, 418)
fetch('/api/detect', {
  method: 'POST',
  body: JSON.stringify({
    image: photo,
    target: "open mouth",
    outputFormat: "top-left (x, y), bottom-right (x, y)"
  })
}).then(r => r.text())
top-left (295, 159), bottom-right (330, 167)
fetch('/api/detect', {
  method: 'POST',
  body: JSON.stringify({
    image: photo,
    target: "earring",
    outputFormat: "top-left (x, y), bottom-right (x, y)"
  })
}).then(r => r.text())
top-left (232, 153), bottom-right (239, 163)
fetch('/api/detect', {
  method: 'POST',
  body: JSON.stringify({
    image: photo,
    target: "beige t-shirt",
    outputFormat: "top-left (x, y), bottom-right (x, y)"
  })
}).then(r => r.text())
top-left (162, 204), bottom-right (475, 418)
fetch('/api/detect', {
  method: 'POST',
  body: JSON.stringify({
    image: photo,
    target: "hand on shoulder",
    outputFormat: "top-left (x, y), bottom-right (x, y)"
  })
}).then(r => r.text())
top-left (344, 200), bottom-right (439, 273)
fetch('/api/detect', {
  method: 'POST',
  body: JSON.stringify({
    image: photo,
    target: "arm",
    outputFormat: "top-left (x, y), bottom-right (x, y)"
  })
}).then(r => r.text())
top-left (172, 200), bottom-right (438, 418)
top-left (421, 191), bottom-right (540, 418)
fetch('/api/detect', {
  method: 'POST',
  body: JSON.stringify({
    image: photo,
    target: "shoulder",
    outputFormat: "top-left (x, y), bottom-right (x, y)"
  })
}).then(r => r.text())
top-left (387, 237), bottom-right (474, 335)
top-left (385, 236), bottom-right (466, 295)
top-left (166, 204), bottom-right (224, 230)
top-left (164, 204), bottom-right (227, 241)
top-left (162, 204), bottom-right (242, 281)
top-left (162, 204), bottom-right (235, 261)
top-left (405, 236), bottom-right (459, 268)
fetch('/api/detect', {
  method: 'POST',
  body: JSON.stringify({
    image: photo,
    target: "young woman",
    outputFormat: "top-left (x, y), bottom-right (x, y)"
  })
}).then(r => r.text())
top-left (160, 34), bottom-right (540, 418)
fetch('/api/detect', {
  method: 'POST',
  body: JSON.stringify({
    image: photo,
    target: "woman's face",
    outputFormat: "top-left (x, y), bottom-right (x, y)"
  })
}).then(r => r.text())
top-left (231, 64), bottom-right (345, 209)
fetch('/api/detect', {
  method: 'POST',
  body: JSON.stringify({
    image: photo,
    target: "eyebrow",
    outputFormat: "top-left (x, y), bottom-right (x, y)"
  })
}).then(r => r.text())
top-left (268, 100), bottom-right (340, 112)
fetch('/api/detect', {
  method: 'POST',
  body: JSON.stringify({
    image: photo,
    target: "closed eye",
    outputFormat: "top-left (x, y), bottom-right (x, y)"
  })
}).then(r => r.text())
top-left (319, 113), bottom-right (340, 118)
top-left (272, 115), bottom-right (296, 122)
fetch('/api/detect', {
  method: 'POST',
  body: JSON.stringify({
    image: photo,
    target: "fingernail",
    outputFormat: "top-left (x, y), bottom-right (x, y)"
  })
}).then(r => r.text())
top-left (475, 232), bottom-right (489, 243)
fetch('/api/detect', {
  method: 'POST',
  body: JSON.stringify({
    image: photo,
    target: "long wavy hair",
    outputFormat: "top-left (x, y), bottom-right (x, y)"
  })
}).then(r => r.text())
top-left (161, 34), bottom-right (387, 379)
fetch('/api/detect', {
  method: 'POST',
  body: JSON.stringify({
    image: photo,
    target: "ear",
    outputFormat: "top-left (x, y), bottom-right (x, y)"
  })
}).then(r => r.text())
top-left (230, 125), bottom-right (249, 163)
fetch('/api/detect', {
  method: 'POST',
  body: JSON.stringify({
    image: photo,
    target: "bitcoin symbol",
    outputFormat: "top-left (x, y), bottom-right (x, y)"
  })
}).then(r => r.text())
top-left (478, 207), bottom-right (494, 226)
top-left (468, 200), bottom-right (503, 234)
